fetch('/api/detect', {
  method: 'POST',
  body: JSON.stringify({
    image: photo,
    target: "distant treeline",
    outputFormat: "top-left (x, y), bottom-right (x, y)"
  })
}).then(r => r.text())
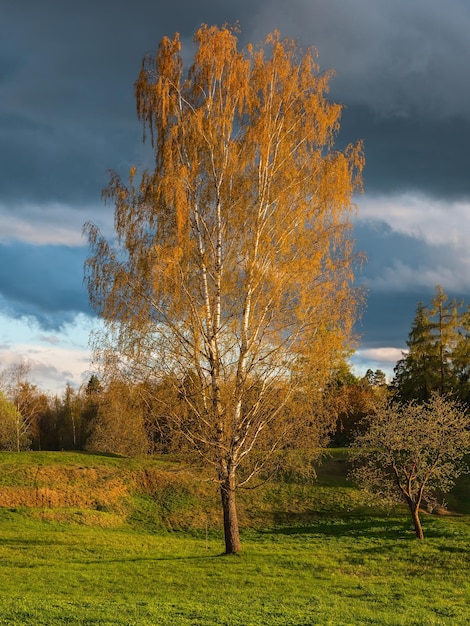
top-left (0, 287), bottom-right (468, 455)
top-left (0, 364), bottom-right (388, 455)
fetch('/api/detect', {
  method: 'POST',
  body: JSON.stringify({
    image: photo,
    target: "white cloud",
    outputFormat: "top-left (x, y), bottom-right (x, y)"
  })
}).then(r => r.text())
top-left (0, 344), bottom-right (91, 395)
top-left (0, 202), bottom-right (114, 246)
top-left (351, 346), bottom-right (405, 381)
top-left (0, 313), bottom-right (97, 394)
top-left (38, 335), bottom-right (61, 345)
top-left (357, 194), bottom-right (470, 248)
top-left (357, 347), bottom-right (405, 363)
top-left (365, 260), bottom-right (470, 293)
top-left (355, 193), bottom-right (470, 293)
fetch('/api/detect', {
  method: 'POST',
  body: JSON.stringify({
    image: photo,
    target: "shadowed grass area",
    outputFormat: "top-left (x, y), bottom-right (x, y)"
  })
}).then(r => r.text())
top-left (445, 470), bottom-right (470, 514)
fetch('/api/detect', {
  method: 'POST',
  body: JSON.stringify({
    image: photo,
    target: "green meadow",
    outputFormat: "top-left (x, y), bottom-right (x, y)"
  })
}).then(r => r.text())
top-left (0, 451), bottom-right (468, 625)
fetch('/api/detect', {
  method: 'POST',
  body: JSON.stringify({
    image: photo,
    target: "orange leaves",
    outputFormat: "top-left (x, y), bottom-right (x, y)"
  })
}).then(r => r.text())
top-left (192, 24), bottom-right (241, 85)
top-left (91, 23), bottom-right (364, 400)
top-left (135, 33), bottom-right (182, 142)
top-left (82, 28), bottom-right (368, 545)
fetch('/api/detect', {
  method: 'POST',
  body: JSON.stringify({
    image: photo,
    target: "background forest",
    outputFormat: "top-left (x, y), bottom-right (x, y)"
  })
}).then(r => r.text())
top-left (1, 285), bottom-right (468, 456)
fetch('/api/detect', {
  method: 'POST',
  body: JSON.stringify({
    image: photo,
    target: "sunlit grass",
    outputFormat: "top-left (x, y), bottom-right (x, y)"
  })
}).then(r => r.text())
top-left (0, 509), bottom-right (469, 625)
top-left (0, 451), bottom-right (468, 624)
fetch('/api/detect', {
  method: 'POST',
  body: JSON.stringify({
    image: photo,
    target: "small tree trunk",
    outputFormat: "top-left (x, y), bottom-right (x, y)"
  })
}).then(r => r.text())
top-left (220, 471), bottom-right (241, 554)
top-left (410, 503), bottom-right (424, 540)
top-left (15, 417), bottom-right (21, 452)
top-left (71, 411), bottom-right (77, 450)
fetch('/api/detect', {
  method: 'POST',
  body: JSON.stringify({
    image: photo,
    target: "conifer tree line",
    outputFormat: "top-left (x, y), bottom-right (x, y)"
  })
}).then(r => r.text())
top-left (393, 285), bottom-right (470, 403)
top-left (0, 284), bottom-right (457, 455)
top-left (1, 286), bottom-right (465, 456)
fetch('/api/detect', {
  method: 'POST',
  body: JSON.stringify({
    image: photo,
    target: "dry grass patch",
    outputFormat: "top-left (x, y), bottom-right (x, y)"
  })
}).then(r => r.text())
top-left (0, 465), bottom-right (131, 509)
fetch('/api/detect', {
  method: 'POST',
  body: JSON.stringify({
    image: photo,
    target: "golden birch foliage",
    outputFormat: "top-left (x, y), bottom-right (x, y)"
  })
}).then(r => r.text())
top-left (85, 25), bottom-right (363, 471)
top-left (86, 380), bottom-right (149, 457)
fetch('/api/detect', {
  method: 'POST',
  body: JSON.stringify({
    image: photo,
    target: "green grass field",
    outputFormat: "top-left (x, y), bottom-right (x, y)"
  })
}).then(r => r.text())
top-left (0, 451), bottom-right (468, 625)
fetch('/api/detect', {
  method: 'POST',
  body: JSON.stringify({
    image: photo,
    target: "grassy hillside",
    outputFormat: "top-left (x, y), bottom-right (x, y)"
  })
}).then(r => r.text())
top-left (0, 449), bottom-right (467, 530)
top-left (0, 451), bottom-right (468, 624)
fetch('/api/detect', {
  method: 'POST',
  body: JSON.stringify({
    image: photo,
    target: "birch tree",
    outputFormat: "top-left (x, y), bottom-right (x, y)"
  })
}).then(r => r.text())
top-left (0, 391), bottom-right (27, 451)
top-left (84, 25), bottom-right (364, 553)
top-left (0, 362), bottom-right (37, 451)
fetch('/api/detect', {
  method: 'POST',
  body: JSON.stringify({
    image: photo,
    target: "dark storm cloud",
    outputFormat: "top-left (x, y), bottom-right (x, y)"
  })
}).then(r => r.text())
top-left (355, 222), bottom-right (433, 285)
top-left (252, 0), bottom-right (470, 118)
top-left (356, 292), bottom-right (419, 350)
top-left (0, 111), bottom-right (119, 205)
top-left (2, 0), bottom-right (469, 208)
top-left (0, 242), bottom-right (90, 328)
top-left (0, 1), bottom-right (259, 206)
top-left (339, 106), bottom-right (470, 200)
top-left (354, 220), bottom-right (470, 348)
top-left (250, 0), bottom-right (470, 201)
top-left (1, 0), bottom-right (469, 368)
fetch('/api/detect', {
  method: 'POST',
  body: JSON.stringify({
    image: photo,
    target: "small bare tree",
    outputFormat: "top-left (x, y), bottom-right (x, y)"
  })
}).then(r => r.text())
top-left (352, 394), bottom-right (470, 539)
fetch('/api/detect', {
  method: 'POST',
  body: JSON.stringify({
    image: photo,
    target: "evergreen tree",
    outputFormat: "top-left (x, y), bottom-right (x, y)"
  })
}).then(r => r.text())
top-left (81, 375), bottom-right (102, 446)
top-left (393, 301), bottom-right (439, 402)
top-left (453, 306), bottom-right (470, 402)
top-left (429, 286), bottom-right (460, 395)
top-left (393, 286), bottom-right (470, 402)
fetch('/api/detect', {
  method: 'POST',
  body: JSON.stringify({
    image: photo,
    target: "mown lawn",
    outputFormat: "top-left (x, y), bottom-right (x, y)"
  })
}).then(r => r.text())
top-left (0, 508), bottom-right (469, 625)
top-left (0, 450), bottom-right (468, 624)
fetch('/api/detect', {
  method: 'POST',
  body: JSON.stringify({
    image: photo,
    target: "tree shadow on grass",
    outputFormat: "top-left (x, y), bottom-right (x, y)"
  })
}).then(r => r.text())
top-left (79, 553), bottom-right (225, 565)
top-left (261, 511), bottom-right (454, 541)
top-left (264, 510), bottom-right (466, 541)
